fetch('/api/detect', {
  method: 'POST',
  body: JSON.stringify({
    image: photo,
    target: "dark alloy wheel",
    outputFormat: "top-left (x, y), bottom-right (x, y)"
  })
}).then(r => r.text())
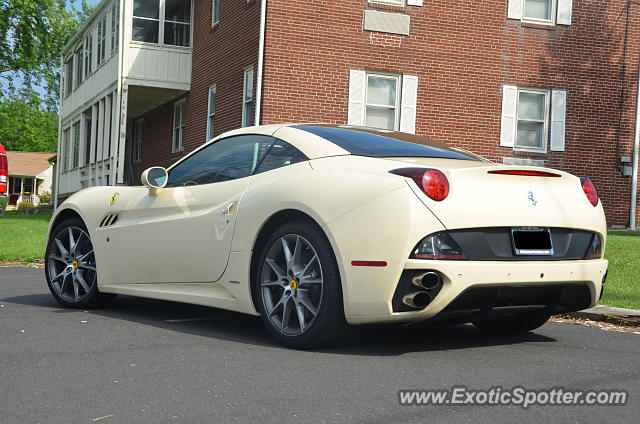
top-left (255, 221), bottom-right (347, 349)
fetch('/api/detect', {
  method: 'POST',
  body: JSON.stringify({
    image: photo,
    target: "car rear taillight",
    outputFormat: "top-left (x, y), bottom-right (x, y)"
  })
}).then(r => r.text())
top-left (410, 232), bottom-right (466, 260)
top-left (0, 154), bottom-right (8, 196)
top-left (580, 177), bottom-right (599, 207)
top-left (390, 168), bottom-right (450, 201)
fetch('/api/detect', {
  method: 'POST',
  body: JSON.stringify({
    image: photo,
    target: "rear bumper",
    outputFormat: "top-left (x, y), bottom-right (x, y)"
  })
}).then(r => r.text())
top-left (345, 258), bottom-right (608, 325)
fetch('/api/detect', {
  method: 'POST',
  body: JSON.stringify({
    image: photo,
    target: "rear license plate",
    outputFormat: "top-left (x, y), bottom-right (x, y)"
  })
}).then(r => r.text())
top-left (511, 228), bottom-right (554, 256)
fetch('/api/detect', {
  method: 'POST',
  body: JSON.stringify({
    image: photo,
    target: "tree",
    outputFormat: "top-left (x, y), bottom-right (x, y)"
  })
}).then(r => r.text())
top-left (0, 0), bottom-right (95, 109)
top-left (0, 90), bottom-right (59, 152)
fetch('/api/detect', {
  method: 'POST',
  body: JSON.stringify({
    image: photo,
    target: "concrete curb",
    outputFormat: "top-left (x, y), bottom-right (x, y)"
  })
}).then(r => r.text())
top-left (566, 305), bottom-right (640, 327)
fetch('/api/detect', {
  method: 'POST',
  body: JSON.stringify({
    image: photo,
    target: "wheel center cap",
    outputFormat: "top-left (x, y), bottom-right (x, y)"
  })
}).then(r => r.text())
top-left (289, 279), bottom-right (297, 291)
top-left (72, 260), bottom-right (78, 269)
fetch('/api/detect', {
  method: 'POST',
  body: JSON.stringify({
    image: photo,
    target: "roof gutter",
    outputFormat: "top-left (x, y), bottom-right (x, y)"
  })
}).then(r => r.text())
top-left (254, 0), bottom-right (267, 126)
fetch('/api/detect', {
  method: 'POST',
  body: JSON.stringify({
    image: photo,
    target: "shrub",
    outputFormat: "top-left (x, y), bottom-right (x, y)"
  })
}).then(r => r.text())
top-left (39, 191), bottom-right (51, 204)
top-left (18, 202), bottom-right (34, 210)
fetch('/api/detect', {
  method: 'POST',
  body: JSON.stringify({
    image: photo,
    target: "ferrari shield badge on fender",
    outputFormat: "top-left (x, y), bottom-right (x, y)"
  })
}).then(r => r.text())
top-left (110, 193), bottom-right (119, 206)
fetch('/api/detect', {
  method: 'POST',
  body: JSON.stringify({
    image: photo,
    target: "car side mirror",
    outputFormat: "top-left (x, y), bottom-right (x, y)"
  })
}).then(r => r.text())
top-left (141, 167), bottom-right (168, 194)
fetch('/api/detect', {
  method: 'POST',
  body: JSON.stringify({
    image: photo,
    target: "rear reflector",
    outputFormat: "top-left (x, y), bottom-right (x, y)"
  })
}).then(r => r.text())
top-left (351, 260), bottom-right (388, 267)
top-left (488, 169), bottom-right (561, 178)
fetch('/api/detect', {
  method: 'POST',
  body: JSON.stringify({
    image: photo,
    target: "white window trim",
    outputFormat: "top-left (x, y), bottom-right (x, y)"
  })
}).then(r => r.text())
top-left (514, 88), bottom-right (550, 153)
top-left (364, 72), bottom-right (401, 131)
top-left (522, 0), bottom-right (557, 26)
top-left (173, 99), bottom-right (186, 152)
top-left (207, 84), bottom-right (216, 141)
top-left (84, 31), bottom-right (93, 78)
top-left (509, 0), bottom-right (572, 26)
top-left (72, 121), bottom-right (81, 169)
top-left (212, 0), bottom-right (220, 26)
top-left (96, 15), bottom-right (107, 67)
top-left (131, 0), bottom-right (194, 48)
top-left (242, 66), bottom-right (254, 128)
top-left (368, 0), bottom-right (405, 6)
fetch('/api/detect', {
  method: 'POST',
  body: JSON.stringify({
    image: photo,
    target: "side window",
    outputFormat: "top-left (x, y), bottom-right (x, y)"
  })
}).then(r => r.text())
top-left (254, 139), bottom-right (308, 175)
top-left (166, 135), bottom-right (274, 187)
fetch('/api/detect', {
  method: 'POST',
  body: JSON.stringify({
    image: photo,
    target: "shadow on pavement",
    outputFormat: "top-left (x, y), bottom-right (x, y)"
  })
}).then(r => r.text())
top-left (2, 293), bottom-right (556, 356)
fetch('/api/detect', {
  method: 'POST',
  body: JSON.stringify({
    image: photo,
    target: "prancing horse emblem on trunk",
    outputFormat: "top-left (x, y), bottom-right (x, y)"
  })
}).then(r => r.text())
top-left (528, 191), bottom-right (537, 207)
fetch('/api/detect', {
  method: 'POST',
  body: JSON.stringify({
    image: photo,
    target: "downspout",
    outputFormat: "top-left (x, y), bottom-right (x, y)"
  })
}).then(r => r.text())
top-left (254, 0), bottom-right (267, 126)
top-left (632, 58), bottom-right (640, 230)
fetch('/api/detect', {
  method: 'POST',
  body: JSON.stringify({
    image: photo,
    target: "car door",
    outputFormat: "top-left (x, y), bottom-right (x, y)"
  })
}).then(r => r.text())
top-left (116, 134), bottom-right (275, 284)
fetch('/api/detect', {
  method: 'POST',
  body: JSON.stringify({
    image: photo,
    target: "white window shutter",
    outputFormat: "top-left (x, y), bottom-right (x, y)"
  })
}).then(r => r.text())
top-left (347, 70), bottom-right (366, 126)
top-left (500, 85), bottom-right (517, 147)
top-left (550, 90), bottom-right (567, 151)
top-left (407, 0), bottom-right (423, 6)
top-left (400, 75), bottom-right (419, 134)
top-left (507, 0), bottom-right (522, 20)
top-left (557, 0), bottom-right (573, 25)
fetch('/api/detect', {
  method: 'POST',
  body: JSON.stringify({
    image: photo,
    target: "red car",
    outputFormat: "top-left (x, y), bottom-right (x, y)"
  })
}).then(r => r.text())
top-left (0, 142), bottom-right (8, 215)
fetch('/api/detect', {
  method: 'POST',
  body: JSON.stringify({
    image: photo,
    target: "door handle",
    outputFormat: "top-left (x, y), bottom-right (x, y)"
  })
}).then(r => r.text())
top-left (223, 202), bottom-right (237, 216)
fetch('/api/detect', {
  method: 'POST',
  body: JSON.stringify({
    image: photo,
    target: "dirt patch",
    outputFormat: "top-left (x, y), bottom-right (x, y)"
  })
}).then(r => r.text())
top-left (551, 316), bottom-right (640, 334)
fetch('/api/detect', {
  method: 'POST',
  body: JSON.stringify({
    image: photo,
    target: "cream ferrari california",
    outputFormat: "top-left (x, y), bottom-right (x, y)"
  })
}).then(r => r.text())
top-left (45, 125), bottom-right (608, 348)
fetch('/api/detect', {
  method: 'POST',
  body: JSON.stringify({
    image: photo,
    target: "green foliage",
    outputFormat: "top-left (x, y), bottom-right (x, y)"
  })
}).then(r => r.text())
top-left (39, 190), bottom-right (51, 204)
top-left (0, 0), bottom-right (95, 108)
top-left (601, 231), bottom-right (640, 309)
top-left (17, 201), bottom-right (34, 210)
top-left (0, 93), bottom-right (58, 152)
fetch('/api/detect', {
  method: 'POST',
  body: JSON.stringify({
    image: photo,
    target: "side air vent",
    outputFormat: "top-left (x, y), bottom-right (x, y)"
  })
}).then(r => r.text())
top-left (99, 213), bottom-right (121, 228)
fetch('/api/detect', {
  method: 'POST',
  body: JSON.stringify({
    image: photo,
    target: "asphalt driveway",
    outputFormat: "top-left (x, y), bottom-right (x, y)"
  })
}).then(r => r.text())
top-left (1, 266), bottom-right (638, 423)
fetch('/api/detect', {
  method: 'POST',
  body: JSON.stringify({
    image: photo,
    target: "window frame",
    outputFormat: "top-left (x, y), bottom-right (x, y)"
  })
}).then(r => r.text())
top-left (72, 121), bottom-right (81, 169)
top-left (521, 0), bottom-right (557, 25)
top-left (173, 99), bottom-right (186, 152)
top-left (134, 118), bottom-right (143, 162)
top-left (207, 84), bottom-right (216, 141)
top-left (242, 66), bottom-right (254, 128)
top-left (514, 87), bottom-right (550, 153)
top-left (64, 56), bottom-right (73, 97)
top-left (111, 1), bottom-right (120, 53)
top-left (368, 0), bottom-right (405, 6)
top-left (11, 177), bottom-right (22, 195)
top-left (364, 72), bottom-right (401, 131)
top-left (84, 31), bottom-right (93, 77)
top-left (62, 127), bottom-right (71, 172)
top-left (132, 0), bottom-right (193, 47)
top-left (97, 15), bottom-right (107, 66)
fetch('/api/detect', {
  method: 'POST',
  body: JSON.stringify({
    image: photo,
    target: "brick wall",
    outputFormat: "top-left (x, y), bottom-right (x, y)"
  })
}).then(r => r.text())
top-left (260, 0), bottom-right (640, 228)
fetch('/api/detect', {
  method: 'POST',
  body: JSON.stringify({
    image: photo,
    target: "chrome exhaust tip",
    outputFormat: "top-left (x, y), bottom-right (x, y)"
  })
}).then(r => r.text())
top-left (412, 271), bottom-right (441, 290)
top-left (402, 291), bottom-right (432, 309)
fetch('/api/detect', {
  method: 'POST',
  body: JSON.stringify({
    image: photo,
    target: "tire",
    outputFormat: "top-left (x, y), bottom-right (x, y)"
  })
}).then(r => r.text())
top-left (254, 221), bottom-right (347, 349)
top-left (472, 310), bottom-right (551, 333)
top-left (45, 217), bottom-right (114, 308)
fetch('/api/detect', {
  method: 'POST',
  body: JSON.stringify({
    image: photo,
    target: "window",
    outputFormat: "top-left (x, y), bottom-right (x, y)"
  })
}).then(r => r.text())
top-left (134, 118), bottom-right (143, 162)
top-left (207, 84), bottom-right (216, 140)
top-left (166, 135), bottom-right (275, 187)
top-left (132, 0), bottom-right (191, 46)
top-left (348, 70), bottom-right (418, 133)
top-left (65, 57), bottom-right (73, 96)
top-left (242, 67), bottom-right (254, 127)
top-left (500, 86), bottom-right (567, 152)
top-left (507, 0), bottom-right (573, 25)
top-left (11, 177), bottom-right (22, 195)
top-left (62, 128), bottom-right (71, 172)
top-left (365, 74), bottom-right (400, 130)
top-left (173, 100), bottom-right (186, 151)
top-left (133, 0), bottom-right (160, 43)
top-left (253, 139), bottom-right (308, 175)
top-left (164, 0), bottom-right (191, 46)
top-left (74, 44), bottom-right (83, 88)
top-left (72, 122), bottom-right (81, 168)
top-left (97, 16), bottom-right (107, 66)
top-left (23, 178), bottom-right (33, 195)
top-left (212, 0), bottom-right (220, 26)
top-left (111, 2), bottom-right (120, 53)
top-left (84, 31), bottom-right (93, 77)
top-left (515, 90), bottom-right (548, 150)
top-left (84, 117), bottom-right (92, 165)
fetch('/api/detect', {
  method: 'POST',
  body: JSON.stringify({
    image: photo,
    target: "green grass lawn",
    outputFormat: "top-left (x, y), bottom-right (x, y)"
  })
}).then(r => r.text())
top-left (601, 231), bottom-right (640, 310)
top-left (1, 210), bottom-right (639, 309)
top-left (0, 210), bottom-right (53, 264)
